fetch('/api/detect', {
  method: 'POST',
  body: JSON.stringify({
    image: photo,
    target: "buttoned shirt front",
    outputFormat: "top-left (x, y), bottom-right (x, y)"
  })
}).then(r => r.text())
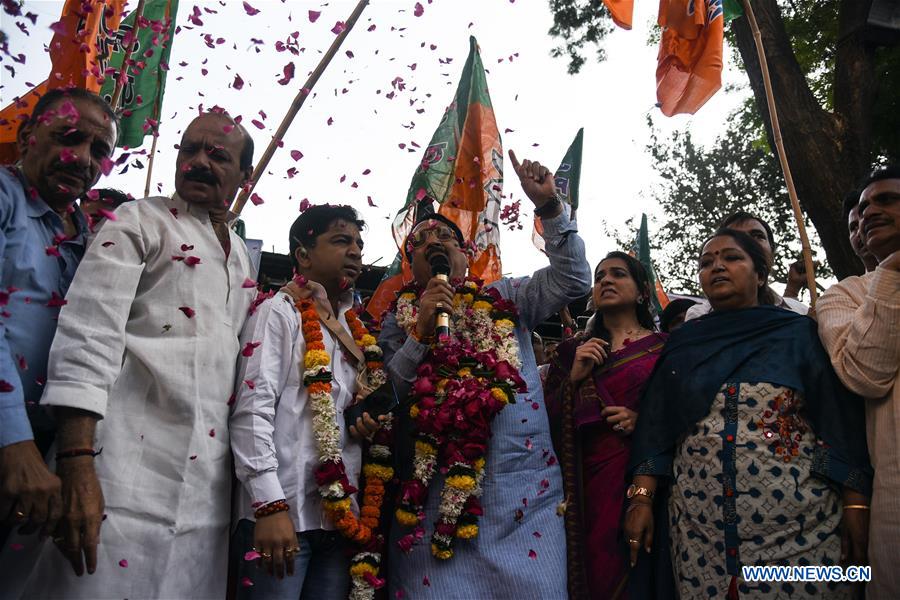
top-left (230, 285), bottom-right (363, 533)
top-left (0, 166), bottom-right (87, 447)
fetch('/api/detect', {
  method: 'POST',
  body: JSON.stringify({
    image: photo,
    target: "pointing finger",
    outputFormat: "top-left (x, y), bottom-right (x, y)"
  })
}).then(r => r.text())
top-left (508, 149), bottom-right (521, 173)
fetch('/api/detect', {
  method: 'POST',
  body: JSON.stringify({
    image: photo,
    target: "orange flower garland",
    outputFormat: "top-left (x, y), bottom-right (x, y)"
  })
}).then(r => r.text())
top-left (296, 297), bottom-right (392, 600)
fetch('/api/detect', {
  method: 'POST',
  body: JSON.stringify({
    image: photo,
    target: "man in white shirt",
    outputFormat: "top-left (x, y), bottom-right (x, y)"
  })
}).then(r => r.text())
top-left (2, 109), bottom-right (257, 600)
top-left (231, 204), bottom-right (379, 599)
top-left (685, 211), bottom-right (808, 321)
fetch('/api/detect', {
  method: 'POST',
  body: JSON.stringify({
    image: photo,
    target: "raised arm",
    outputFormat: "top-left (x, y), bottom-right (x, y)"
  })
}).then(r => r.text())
top-left (817, 266), bottom-right (900, 398)
top-left (502, 149), bottom-right (591, 329)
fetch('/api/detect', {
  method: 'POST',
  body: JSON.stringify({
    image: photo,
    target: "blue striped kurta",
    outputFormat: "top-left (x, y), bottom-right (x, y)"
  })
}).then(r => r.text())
top-left (379, 210), bottom-right (591, 599)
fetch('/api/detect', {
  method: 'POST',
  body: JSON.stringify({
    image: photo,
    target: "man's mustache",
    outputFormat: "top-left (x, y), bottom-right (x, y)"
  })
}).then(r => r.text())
top-left (52, 163), bottom-right (91, 186)
top-left (183, 167), bottom-right (218, 185)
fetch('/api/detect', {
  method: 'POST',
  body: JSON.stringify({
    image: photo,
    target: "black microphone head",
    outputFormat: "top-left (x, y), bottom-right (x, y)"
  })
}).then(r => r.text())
top-left (428, 252), bottom-right (451, 277)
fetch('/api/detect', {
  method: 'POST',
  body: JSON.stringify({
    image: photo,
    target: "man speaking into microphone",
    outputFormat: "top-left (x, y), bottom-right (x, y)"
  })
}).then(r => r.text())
top-left (377, 149), bottom-right (591, 599)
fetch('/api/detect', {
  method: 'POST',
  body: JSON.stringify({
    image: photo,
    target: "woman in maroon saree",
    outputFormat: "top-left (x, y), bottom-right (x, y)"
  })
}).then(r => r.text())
top-left (545, 252), bottom-right (667, 600)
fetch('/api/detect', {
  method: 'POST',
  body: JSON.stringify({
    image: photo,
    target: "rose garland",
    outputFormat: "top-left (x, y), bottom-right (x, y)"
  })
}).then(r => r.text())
top-left (297, 298), bottom-right (392, 600)
top-left (393, 276), bottom-right (527, 560)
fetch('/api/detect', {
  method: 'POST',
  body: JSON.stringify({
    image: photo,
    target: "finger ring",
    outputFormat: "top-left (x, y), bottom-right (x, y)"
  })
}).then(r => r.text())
top-left (628, 538), bottom-right (641, 545)
top-left (14, 510), bottom-right (26, 520)
top-left (435, 301), bottom-right (443, 310)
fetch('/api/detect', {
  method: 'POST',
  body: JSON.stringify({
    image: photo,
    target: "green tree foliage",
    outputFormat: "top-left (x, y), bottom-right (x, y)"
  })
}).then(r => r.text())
top-left (548, 0), bottom-right (900, 280)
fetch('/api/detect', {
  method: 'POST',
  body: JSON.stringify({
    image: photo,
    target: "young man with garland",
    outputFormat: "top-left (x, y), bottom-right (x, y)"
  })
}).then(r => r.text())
top-left (379, 150), bottom-right (592, 598)
top-left (230, 204), bottom-right (391, 600)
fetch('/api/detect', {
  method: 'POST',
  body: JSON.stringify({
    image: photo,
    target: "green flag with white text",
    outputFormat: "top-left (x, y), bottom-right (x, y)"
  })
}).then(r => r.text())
top-left (99, 0), bottom-right (179, 148)
top-left (532, 128), bottom-right (583, 252)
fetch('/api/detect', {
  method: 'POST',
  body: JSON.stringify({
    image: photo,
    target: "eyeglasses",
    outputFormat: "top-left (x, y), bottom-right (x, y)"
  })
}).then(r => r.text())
top-left (408, 223), bottom-right (458, 248)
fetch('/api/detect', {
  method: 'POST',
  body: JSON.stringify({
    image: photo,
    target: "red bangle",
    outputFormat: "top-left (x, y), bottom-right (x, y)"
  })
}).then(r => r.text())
top-left (56, 447), bottom-right (102, 461)
top-left (254, 499), bottom-right (289, 519)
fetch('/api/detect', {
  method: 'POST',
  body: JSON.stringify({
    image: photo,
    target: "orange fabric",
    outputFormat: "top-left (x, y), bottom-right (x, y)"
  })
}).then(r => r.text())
top-left (656, 0), bottom-right (724, 116)
top-left (603, 0), bottom-right (634, 30)
top-left (437, 102), bottom-right (503, 284)
top-left (0, 0), bottom-right (126, 161)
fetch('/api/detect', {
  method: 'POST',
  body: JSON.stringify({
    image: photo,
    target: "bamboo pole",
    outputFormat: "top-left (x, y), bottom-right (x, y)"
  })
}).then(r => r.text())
top-left (741, 0), bottom-right (818, 306)
top-left (230, 0), bottom-right (370, 217)
top-left (109, 0), bottom-right (147, 111)
top-left (143, 129), bottom-right (159, 197)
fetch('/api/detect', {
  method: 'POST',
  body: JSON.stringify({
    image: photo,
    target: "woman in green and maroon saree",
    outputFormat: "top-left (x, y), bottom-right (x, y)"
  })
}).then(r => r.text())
top-left (545, 252), bottom-right (666, 600)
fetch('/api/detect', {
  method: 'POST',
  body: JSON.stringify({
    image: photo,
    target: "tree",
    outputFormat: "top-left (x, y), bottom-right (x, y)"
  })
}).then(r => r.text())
top-left (609, 114), bottom-right (828, 295)
top-left (550, 0), bottom-right (900, 279)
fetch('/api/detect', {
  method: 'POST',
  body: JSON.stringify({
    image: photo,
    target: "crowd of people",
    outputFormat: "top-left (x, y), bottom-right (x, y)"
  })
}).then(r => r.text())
top-left (0, 88), bottom-right (897, 600)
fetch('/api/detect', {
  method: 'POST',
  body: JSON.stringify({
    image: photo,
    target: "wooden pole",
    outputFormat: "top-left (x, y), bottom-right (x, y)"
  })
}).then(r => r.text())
top-left (109, 0), bottom-right (147, 112)
top-left (741, 0), bottom-right (818, 306)
top-left (143, 129), bottom-right (159, 197)
top-left (230, 0), bottom-right (370, 217)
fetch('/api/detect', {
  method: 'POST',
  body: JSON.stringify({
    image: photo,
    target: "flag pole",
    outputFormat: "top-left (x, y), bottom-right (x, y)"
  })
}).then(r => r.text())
top-left (741, 0), bottom-right (817, 307)
top-left (143, 129), bottom-right (159, 197)
top-left (110, 0), bottom-right (147, 111)
top-left (230, 0), bottom-right (370, 217)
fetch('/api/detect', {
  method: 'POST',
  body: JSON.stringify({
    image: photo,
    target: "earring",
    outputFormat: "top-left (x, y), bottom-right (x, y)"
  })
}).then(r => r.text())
top-left (637, 297), bottom-right (644, 304)
top-left (298, 247), bottom-right (308, 258)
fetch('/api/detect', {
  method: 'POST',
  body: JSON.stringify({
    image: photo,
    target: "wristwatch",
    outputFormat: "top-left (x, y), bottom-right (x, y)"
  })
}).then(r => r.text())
top-left (626, 484), bottom-right (654, 500)
top-left (534, 194), bottom-right (562, 218)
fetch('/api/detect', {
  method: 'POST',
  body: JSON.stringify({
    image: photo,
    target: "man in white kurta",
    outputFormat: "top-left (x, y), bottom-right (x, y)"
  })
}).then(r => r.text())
top-left (2, 112), bottom-right (257, 599)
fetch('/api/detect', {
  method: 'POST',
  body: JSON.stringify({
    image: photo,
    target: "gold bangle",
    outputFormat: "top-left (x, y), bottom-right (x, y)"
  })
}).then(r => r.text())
top-left (843, 504), bottom-right (870, 510)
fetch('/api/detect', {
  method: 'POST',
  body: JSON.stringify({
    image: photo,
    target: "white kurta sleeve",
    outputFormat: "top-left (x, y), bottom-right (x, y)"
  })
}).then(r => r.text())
top-left (40, 204), bottom-right (146, 418)
top-left (230, 295), bottom-right (297, 507)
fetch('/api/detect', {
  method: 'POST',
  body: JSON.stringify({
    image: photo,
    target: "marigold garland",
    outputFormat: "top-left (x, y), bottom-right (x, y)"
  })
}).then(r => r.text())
top-left (392, 276), bottom-right (527, 560)
top-left (296, 296), bottom-right (392, 600)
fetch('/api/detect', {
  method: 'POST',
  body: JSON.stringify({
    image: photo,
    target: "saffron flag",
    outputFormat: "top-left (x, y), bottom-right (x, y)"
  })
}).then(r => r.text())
top-left (366, 36), bottom-right (503, 321)
top-left (656, 0), bottom-right (724, 116)
top-left (0, 0), bottom-right (127, 162)
top-left (99, 0), bottom-right (179, 148)
top-left (631, 213), bottom-right (670, 314)
top-left (532, 128), bottom-right (584, 253)
top-left (602, 0), bottom-right (635, 30)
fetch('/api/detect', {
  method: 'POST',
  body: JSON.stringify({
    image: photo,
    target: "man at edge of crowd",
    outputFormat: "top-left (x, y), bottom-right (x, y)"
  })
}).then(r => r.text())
top-left (0, 108), bottom-right (258, 600)
top-left (0, 88), bottom-right (117, 543)
top-left (817, 165), bottom-right (900, 600)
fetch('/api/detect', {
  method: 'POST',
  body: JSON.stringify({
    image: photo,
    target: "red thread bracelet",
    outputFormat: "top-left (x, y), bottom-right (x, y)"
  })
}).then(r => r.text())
top-left (254, 499), bottom-right (290, 519)
top-left (56, 447), bottom-right (102, 461)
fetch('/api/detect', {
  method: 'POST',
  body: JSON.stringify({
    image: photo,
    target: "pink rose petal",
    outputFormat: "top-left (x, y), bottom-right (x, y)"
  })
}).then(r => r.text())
top-left (244, 550), bottom-right (261, 561)
top-left (528, 549), bottom-right (537, 559)
top-left (413, 2), bottom-right (424, 17)
top-left (241, 576), bottom-right (254, 587)
top-left (308, 10), bottom-right (320, 22)
top-left (119, 559), bottom-right (128, 568)
top-left (242, 278), bottom-right (257, 289)
top-left (178, 306), bottom-right (195, 318)
top-left (242, 1), bottom-right (260, 16)
top-left (331, 21), bottom-right (346, 35)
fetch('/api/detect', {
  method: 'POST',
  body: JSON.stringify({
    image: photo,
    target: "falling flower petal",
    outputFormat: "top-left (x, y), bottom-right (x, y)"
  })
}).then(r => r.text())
top-left (244, 379), bottom-right (256, 390)
top-left (241, 278), bottom-right (257, 288)
top-left (241, 577), bottom-right (254, 587)
top-left (241, 341), bottom-right (261, 357)
top-left (232, 73), bottom-right (244, 90)
top-left (184, 256), bottom-right (202, 267)
top-left (242, 1), bottom-right (260, 16)
top-left (413, 2), bottom-right (424, 16)
top-left (308, 10), bottom-right (320, 22)
top-left (250, 193), bottom-right (264, 206)
top-left (528, 549), bottom-right (537, 559)
top-left (244, 550), bottom-right (261, 561)
top-left (331, 21), bottom-right (346, 35)
top-left (290, 150), bottom-right (303, 161)
top-left (277, 62), bottom-right (295, 85)
top-left (178, 306), bottom-right (195, 318)
top-left (209, 428), bottom-right (216, 437)
top-left (180, 244), bottom-right (194, 251)
top-left (0, 380), bottom-right (14, 393)
top-left (118, 559), bottom-right (128, 568)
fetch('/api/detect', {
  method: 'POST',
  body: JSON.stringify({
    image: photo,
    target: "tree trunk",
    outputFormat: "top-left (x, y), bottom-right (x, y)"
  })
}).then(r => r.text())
top-left (731, 0), bottom-right (876, 279)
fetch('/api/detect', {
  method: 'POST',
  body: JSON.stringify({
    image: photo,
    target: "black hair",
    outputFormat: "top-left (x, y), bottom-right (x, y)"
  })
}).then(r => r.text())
top-left (857, 164), bottom-right (900, 196)
top-left (23, 87), bottom-right (119, 141)
top-left (720, 210), bottom-right (777, 257)
top-left (92, 188), bottom-right (131, 207)
top-left (403, 212), bottom-right (465, 260)
top-left (288, 204), bottom-right (365, 270)
top-left (659, 297), bottom-right (698, 333)
top-left (842, 189), bottom-right (861, 220)
top-left (699, 228), bottom-right (777, 307)
top-left (589, 251), bottom-right (657, 344)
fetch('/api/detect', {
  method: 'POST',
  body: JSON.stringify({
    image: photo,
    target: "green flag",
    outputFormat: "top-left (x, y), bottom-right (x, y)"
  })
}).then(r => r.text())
top-left (100, 0), bottom-right (179, 148)
top-left (366, 36), bottom-right (503, 320)
top-left (532, 128), bottom-right (583, 252)
top-left (723, 0), bottom-right (743, 22)
top-left (632, 213), bottom-right (670, 315)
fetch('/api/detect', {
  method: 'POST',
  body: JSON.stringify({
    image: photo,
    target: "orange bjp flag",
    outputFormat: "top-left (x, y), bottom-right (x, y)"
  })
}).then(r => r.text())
top-left (0, 0), bottom-right (127, 163)
top-left (602, 0), bottom-right (635, 30)
top-left (656, 0), bottom-right (725, 116)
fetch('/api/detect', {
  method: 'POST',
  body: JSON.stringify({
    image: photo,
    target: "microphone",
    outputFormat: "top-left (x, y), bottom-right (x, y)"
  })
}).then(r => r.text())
top-left (428, 252), bottom-right (451, 341)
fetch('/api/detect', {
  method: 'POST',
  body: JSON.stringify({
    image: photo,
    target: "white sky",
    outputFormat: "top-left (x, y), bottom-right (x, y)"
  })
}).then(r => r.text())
top-left (3, 0), bottom-right (749, 285)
